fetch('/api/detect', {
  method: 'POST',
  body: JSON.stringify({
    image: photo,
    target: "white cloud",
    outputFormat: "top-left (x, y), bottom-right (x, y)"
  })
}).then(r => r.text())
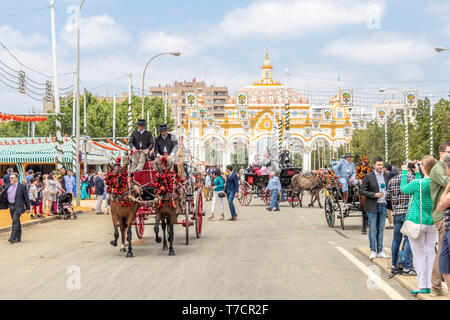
top-left (215, 0), bottom-right (385, 38)
top-left (322, 32), bottom-right (435, 65)
top-left (138, 31), bottom-right (197, 56)
top-left (62, 14), bottom-right (131, 49)
top-left (0, 25), bottom-right (48, 48)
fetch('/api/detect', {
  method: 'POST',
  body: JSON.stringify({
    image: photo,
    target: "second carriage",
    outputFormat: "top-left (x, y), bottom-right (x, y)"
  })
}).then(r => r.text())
top-left (237, 167), bottom-right (302, 207)
top-left (322, 169), bottom-right (362, 230)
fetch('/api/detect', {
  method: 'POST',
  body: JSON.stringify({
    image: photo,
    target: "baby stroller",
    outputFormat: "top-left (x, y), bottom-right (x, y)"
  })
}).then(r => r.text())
top-left (57, 192), bottom-right (77, 220)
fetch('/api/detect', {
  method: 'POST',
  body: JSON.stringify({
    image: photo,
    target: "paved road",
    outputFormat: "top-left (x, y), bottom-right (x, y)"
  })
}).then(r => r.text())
top-left (0, 195), bottom-right (415, 300)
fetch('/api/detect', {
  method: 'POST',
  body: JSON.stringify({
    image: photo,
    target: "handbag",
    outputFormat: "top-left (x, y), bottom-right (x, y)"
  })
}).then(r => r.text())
top-left (218, 191), bottom-right (225, 198)
top-left (400, 179), bottom-right (423, 240)
top-left (0, 190), bottom-right (9, 210)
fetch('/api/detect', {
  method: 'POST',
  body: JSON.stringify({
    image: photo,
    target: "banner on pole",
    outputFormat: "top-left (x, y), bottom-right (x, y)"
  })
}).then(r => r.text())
top-left (344, 127), bottom-right (351, 137)
top-left (376, 109), bottom-right (386, 121)
top-left (186, 94), bottom-right (197, 109)
top-left (312, 119), bottom-right (320, 131)
top-left (237, 94), bottom-right (247, 108)
top-left (238, 109), bottom-right (249, 121)
top-left (207, 117), bottom-right (215, 128)
top-left (358, 119), bottom-right (367, 129)
top-left (322, 109), bottom-right (332, 123)
top-left (199, 108), bottom-right (207, 120)
top-left (304, 127), bottom-right (312, 137)
top-left (340, 89), bottom-right (353, 107)
top-left (405, 90), bottom-right (418, 108)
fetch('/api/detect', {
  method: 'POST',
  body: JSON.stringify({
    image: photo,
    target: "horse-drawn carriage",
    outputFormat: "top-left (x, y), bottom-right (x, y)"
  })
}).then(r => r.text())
top-left (131, 159), bottom-right (204, 245)
top-left (107, 151), bottom-right (204, 257)
top-left (323, 169), bottom-right (362, 230)
top-left (237, 167), bottom-right (302, 207)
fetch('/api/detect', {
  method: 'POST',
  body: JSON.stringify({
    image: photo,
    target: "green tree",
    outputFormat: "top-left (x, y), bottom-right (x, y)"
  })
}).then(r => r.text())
top-left (409, 97), bottom-right (450, 159)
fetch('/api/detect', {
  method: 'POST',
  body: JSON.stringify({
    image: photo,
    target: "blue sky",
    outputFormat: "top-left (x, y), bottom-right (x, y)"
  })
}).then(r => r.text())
top-left (1, 0), bottom-right (450, 113)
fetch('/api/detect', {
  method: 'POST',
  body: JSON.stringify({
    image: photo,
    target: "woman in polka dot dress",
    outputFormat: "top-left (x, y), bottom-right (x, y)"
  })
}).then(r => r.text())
top-left (400, 155), bottom-right (438, 295)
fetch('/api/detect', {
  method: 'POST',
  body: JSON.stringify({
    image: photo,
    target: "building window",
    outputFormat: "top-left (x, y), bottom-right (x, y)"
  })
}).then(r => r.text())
top-left (172, 92), bottom-right (178, 97)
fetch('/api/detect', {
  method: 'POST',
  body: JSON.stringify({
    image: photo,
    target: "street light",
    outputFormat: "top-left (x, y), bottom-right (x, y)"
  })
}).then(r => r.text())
top-left (435, 47), bottom-right (448, 53)
top-left (141, 52), bottom-right (181, 118)
top-left (378, 87), bottom-right (410, 162)
top-left (75, 0), bottom-right (85, 207)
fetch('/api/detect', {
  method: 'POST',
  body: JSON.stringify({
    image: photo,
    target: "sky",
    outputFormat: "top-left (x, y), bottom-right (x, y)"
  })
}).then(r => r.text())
top-left (1, 0), bottom-right (450, 113)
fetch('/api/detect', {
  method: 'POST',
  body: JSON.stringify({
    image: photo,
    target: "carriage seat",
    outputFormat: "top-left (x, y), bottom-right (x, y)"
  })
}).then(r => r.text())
top-left (142, 160), bottom-right (154, 171)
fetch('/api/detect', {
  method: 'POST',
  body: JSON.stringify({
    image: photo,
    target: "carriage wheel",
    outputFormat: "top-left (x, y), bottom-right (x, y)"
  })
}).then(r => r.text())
top-left (340, 205), bottom-right (347, 230)
top-left (135, 212), bottom-right (144, 239)
top-left (185, 201), bottom-right (190, 245)
top-left (333, 200), bottom-right (344, 230)
top-left (288, 190), bottom-right (300, 208)
top-left (195, 191), bottom-right (203, 238)
top-left (324, 195), bottom-right (335, 227)
top-left (238, 182), bottom-right (252, 206)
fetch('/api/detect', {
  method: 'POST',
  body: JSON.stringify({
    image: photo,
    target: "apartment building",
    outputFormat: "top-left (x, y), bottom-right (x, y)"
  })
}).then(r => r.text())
top-left (149, 80), bottom-right (228, 125)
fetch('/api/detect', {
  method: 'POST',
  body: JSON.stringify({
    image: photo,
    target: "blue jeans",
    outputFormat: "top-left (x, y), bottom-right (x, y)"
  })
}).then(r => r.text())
top-left (269, 189), bottom-right (279, 211)
top-left (227, 192), bottom-right (236, 217)
top-left (367, 203), bottom-right (387, 253)
top-left (391, 214), bottom-right (413, 269)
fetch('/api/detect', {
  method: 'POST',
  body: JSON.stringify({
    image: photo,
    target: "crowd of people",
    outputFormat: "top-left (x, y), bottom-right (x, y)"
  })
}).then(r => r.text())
top-left (1, 116), bottom-right (449, 299)
top-left (350, 142), bottom-right (450, 298)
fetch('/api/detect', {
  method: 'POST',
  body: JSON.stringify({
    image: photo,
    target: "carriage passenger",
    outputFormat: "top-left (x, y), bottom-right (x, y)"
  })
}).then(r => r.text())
top-left (334, 153), bottom-right (358, 205)
top-left (280, 149), bottom-right (293, 168)
top-left (129, 119), bottom-right (155, 172)
top-left (154, 124), bottom-right (178, 170)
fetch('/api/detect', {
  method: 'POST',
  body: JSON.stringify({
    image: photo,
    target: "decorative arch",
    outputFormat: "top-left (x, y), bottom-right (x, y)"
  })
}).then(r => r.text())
top-left (203, 134), bottom-right (226, 145)
top-left (309, 133), bottom-right (334, 146)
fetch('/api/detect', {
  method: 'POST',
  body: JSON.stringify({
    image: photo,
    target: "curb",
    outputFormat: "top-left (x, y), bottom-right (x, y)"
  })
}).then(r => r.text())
top-left (0, 209), bottom-right (94, 234)
top-left (355, 246), bottom-right (448, 300)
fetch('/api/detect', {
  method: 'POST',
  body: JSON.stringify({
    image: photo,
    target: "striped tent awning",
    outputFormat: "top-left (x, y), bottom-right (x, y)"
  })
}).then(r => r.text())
top-left (0, 139), bottom-right (74, 164)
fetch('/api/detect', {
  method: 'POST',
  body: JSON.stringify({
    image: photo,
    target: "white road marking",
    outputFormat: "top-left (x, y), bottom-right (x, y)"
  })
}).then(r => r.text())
top-left (335, 246), bottom-right (405, 300)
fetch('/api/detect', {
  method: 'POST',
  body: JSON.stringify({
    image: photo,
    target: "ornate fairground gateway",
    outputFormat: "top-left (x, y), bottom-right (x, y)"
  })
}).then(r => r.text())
top-left (182, 51), bottom-right (355, 171)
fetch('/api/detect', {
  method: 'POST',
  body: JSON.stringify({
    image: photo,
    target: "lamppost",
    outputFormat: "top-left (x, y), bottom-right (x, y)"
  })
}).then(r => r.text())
top-left (75, 0), bottom-right (85, 206)
top-left (141, 52), bottom-right (180, 118)
top-left (379, 88), bottom-right (412, 162)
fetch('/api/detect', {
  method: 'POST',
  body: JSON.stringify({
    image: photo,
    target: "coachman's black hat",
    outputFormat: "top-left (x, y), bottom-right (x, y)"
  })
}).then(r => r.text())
top-left (136, 119), bottom-right (146, 126)
top-left (159, 124), bottom-right (169, 131)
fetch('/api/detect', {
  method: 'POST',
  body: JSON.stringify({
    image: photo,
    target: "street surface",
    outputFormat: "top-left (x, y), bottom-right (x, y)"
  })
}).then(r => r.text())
top-left (0, 195), bottom-right (415, 300)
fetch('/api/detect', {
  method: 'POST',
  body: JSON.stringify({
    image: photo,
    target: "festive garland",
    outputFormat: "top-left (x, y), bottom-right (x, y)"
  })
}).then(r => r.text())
top-left (0, 113), bottom-right (47, 122)
top-left (150, 157), bottom-right (181, 208)
top-left (105, 158), bottom-right (132, 207)
top-left (356, 155), bottom-right (372, 180)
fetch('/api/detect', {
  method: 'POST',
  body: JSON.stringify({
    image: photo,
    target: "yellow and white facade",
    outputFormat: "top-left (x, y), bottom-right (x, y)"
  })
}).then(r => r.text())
top-left (184, 51), bottom-right (354, 171)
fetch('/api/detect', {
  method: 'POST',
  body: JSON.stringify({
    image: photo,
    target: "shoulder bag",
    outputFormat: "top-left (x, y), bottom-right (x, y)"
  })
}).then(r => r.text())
top-left (400, 179), bottom-right (423, 240)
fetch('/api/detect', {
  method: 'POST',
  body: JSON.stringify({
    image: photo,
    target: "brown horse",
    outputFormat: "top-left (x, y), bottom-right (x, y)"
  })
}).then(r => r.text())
top-left (153, 197), bottom-right (181, 256)
top-left (152, 156), bottom-right (186, 256)
top-left (291, 172), bottom-right (323, 208)
top-left (108, 165), bottom-right (143, 257)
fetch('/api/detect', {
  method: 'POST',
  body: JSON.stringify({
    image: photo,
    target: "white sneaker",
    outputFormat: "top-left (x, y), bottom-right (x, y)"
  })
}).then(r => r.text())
top-left (369, 251), bottom-right (377, 260)
top-left (377, 251), bottom-right (390, 259)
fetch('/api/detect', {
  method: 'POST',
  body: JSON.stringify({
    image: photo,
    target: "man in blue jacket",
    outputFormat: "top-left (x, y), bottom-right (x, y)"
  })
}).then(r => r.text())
top-left (225, 165), bottom-right (239, 221)
top-left (334, 153), bottom-right (357, 205)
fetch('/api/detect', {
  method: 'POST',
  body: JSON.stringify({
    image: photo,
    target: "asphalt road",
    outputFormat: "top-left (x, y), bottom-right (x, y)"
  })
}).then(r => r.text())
top-left (0, 195), bottom-right (415, 300)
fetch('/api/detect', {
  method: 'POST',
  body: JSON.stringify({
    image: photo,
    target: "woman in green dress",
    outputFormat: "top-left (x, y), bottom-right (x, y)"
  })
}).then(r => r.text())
top-left (81, 176), bottom-right (90, 200)
top-left (400, 156), bottom-right (438, 295)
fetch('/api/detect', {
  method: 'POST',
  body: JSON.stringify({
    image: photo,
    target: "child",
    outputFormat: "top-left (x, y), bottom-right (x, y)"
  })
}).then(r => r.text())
top-left (28, 178), bottom-right (38, 218)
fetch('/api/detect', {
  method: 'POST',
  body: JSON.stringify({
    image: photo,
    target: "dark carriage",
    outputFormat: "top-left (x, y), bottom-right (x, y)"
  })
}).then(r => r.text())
top-left (322, 170), bottom-right (362, 230)
top-left (237, 167), bottom-right (302, 206)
